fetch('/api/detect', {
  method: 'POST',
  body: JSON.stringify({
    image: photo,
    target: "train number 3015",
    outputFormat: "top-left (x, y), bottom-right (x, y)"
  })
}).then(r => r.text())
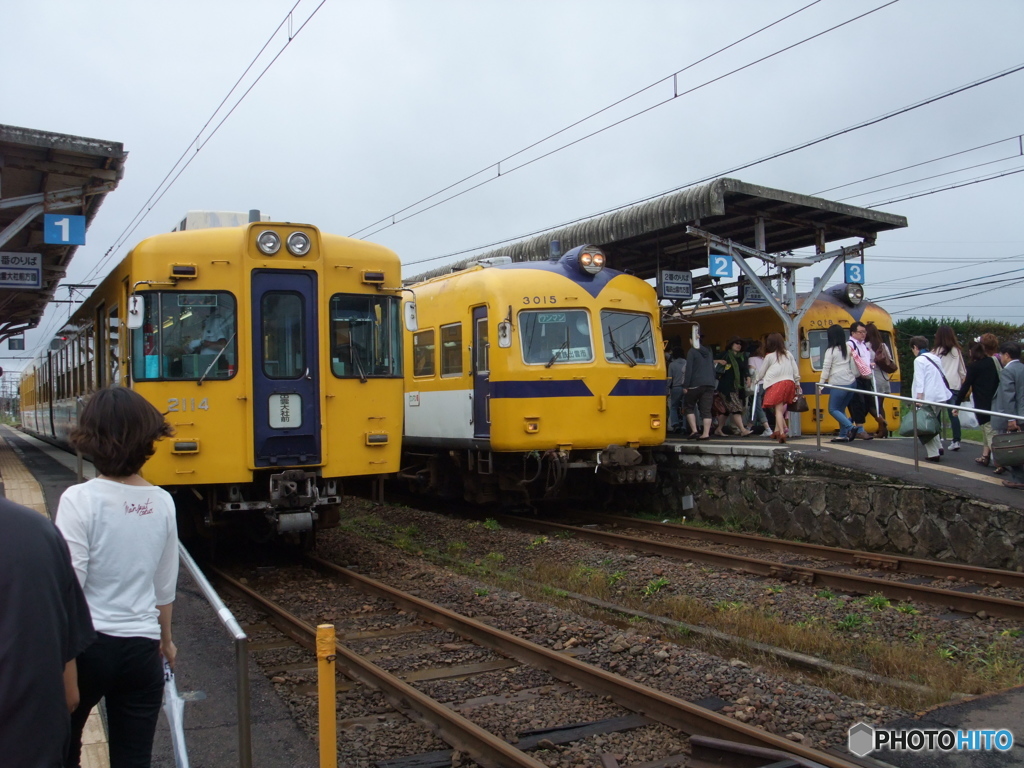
top-left (523, 295), bottom-right (557, 305)
top-left (167, 397), bottom-right (210, 412)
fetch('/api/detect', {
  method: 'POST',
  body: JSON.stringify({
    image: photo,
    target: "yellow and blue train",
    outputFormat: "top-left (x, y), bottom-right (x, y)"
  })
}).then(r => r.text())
top-left (399, 244), bottom-right (666, 504)
top-left (20, 214), bottom-right (404, 542)
top-left (664, 283), bottom-right (902, 434)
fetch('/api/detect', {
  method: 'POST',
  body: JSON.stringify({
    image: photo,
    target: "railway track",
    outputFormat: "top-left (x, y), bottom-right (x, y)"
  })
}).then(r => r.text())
top-left (498, 515), bottom-right (1024, 621)
top-left (212, 554), bottom-right (871, 768)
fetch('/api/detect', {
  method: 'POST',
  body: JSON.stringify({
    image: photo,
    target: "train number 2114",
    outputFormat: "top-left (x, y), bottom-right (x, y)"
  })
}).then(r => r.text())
top-left (167, 397), bottom-right (210, 412)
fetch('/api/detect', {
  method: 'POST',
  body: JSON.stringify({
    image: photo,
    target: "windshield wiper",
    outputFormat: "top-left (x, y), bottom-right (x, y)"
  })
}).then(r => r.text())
top-left (546, 331), bottom-right (571, 368)
top-left (197, 331), bottom-right (236, 386)
top-left (607, 329), bottom-right (636, 367)
top-left (352, 346), bottom-right (368, 383)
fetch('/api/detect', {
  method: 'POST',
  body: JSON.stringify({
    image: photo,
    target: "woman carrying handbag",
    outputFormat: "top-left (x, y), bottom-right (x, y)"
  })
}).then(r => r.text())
top-left (820, 324), bottom-right (866, 441)
top-left (934, 325), bottom-right (967, 450)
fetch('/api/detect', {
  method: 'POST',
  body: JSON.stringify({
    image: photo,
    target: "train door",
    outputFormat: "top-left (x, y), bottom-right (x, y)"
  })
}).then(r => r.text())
top-left (251, 270), bottom-right (322, 467)
top-left (472, 306), bottom-right (490, 439)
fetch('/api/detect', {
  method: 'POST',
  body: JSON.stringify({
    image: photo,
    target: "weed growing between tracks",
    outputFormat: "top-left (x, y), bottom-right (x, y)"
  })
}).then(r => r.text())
top-left (335, 501), bottom-right (1024, 711)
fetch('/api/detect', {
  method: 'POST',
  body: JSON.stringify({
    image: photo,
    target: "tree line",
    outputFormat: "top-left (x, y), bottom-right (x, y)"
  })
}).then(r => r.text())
top-left (892, 317), bottom-right (1024, 397)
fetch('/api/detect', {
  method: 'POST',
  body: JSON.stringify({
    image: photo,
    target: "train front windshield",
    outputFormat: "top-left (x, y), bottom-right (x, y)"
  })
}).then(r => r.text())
top-left (132, 292), bottom-right (237, 381)
top-left (601, 310), bottom-right (656, 366)
top-left (330, 294), bottom-right (403, 378)
top-left (520, 310), bottom-right (594, 365)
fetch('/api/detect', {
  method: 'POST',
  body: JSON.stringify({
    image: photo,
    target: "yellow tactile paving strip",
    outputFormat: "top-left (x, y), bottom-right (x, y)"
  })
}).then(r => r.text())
top-left (0, 428), bottom-right (49, 517)
top-left (0, 430), bottom-right (111, 768)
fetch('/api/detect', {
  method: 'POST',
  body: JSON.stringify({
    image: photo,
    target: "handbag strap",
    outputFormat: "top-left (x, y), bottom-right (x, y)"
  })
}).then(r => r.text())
top-left (923, 354), bottom-right (952, 392)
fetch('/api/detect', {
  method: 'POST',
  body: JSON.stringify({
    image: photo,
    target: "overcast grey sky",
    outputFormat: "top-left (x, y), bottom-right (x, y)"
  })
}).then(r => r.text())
top-left (4, 0), bottom-right (1024, 366)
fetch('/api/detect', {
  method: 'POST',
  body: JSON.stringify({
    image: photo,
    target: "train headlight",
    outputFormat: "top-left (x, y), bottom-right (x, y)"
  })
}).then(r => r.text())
top-left (651, 416), bottom-right (662, 430)
top-left (524, 418), bottom-right (540, 433)
top-left (287, 231), bottom-right (311, 256)
top-left (844, 283), bottom-right (864, 306)
top-left (256, 230), bottom-right (281, 255)
top-left (579, 249), bottom-right (606, 275)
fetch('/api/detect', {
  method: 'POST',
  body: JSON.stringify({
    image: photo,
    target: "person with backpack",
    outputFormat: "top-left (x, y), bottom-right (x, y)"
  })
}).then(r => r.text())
top-left (847, 322), bottom-right (885, 438)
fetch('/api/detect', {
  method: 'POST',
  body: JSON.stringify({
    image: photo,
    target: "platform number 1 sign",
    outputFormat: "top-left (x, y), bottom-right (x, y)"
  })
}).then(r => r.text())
top-left (708, 251), bottom-right (733, 278)
top-left (44, 214), bottom-right (86, 246)
top-left (844, 262), bottom-right (865, 284)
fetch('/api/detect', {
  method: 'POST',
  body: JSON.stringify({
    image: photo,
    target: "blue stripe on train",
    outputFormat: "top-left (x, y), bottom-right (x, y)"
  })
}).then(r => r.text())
top-left (491, 380), bottom-right (594, 398)
top-left (800, 381), bottom-right (901, 395)
top-left (609, 379), bottom-right (669, 397)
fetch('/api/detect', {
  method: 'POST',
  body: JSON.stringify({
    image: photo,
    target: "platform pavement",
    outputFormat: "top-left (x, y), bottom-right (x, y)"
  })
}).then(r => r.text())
top-left (665, 429), bottom-right (1024, 510)
top-left (0, 426), bottom-right (319, 767)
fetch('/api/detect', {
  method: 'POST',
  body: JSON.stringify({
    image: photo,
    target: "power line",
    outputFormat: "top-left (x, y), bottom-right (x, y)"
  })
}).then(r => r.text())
top-left (864, 165), bottom-right (1024, 208)
top-left (813, 132), bottom-right (1023, 196)
top-left (80, 0), bottom-right (328, 287)
top-left (347, 0), bottom-right (826, 239)
top-left (402, 57), bottom-right (1024, 270)
top-left (889, 280), bottom-right (1024, 316)
top-left (838, 153), bottom-right (1022, 203)
top-left (356, 0), bottom-right (900, 243)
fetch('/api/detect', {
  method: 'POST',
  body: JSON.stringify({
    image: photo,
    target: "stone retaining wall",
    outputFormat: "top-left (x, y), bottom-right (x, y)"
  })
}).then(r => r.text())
top-left (628, 450), bottom-right (1024, 572)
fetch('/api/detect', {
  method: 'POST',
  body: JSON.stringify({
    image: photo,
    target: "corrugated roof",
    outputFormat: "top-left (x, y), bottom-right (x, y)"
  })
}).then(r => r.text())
top-left (0, 124), bottom-right (127, 340)
top-left (407, 177), bottom-right (907, 283)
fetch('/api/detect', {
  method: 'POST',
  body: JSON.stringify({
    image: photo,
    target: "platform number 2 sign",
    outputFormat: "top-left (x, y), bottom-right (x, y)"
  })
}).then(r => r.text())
top-left (708, 252), bottom-right (733, 278)
top-left (844, 263), bottom-right (865, 284)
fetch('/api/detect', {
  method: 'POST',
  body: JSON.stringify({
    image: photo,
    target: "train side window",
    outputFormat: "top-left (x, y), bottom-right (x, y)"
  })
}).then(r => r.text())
top-left (131, 292), bottom-right (237, 381)
top-left (600, 310), bottom-right (655, 366)
top-left (95, 305), bottom-right (106, 388)
top-left (413, 330), bottom-right (435, 377)
top-left (475, 318), bottom-right (489, 374)
top-left (440, 323), bottom-right (463, 377)
top-left (519, 309), bottom-right (593, 365)
top-left (108, 306), bottom-right (121, 386)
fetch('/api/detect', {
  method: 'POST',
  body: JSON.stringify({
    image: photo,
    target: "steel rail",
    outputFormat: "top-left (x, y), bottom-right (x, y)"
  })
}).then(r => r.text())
top-left (302, 555), bottom-right (864, 768)
top-left (500, 517), bottom-right (1024, 621)
top-left (588, 513), bottom-right (1024, 591)
top-left (210, 567), bottom-right (548, 768)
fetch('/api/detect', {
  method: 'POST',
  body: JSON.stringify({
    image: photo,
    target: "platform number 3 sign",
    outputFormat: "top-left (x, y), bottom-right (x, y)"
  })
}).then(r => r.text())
top-left (844, 262), bottom-right (865, 285)
top-left (43, 214), bottom-right (87, 246)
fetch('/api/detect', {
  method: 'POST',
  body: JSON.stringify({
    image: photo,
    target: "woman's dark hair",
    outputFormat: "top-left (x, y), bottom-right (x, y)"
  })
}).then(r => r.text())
top-left (968, 341), bottom-right (985, 364)
top-left (764, 332), bottom-right (787, 357)
top-left (933, 325), bottom-right (961, 356)
top-left (909, 335), bottom-right (930, 352)
top-left (826, 324), bottom-right (847, 357)
top-left (727, 335), bottom-right (744, 349)
top-left (746, 340), bottom-right (763, 357)
top-left (70, 387), bottom-right (173, 477)
top-left (864, 323), bottom-right (884, 350)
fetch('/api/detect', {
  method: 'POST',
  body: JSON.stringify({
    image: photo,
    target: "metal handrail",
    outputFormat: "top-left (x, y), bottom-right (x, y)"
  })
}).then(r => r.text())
top-left (177, 544), bottom-right (252, 768)
top-left (813, 382), bottom-right (1021, 471)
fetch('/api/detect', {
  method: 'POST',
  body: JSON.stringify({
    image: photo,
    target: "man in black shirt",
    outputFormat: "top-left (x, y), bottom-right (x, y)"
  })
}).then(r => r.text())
top-left (0, 497), bottom-right (95, 767)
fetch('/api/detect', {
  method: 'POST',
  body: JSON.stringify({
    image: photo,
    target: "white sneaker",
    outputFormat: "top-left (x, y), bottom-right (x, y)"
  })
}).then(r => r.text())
top-left (949, 441), bottom-right (961, 451)
top-left (761, 427), bottom-right (773, 437)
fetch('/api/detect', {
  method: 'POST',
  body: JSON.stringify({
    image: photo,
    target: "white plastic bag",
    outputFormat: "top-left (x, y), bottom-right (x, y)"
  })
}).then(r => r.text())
top-left (959, 396), bottom-right (979, 430)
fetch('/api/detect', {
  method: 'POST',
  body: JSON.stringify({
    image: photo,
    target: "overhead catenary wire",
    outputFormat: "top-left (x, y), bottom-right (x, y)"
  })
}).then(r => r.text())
top-left (79, 0), bottom-right (328, 288)
top-left (402, 58), bottom-right (1024, 270)
top-left (354, 0), bottom-right (901, 243)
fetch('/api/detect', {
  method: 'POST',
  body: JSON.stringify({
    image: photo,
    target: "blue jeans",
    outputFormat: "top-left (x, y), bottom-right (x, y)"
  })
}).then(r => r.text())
top-left (669, 386), bottom-right (685, 430)
top-left (828, 386), bottom-right (857, 438)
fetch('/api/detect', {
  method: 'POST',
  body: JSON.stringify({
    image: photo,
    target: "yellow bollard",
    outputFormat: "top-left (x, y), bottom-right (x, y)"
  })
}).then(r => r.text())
top-left (316, 624), bottom-right (337, 768)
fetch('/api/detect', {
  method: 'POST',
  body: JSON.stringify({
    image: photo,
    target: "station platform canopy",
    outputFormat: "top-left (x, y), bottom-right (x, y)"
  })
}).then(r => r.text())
top-left (408, 177), bottom-right (907, 283)
top-left (0, 124), bottom-right (127, 341)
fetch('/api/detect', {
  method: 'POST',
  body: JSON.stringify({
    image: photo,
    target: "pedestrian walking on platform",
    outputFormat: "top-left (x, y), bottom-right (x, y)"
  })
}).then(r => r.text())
top-left (865, 323), bottom-right (894, 436)
top-left (934, 325), bottom-right (967, 451)
top-left (755, 332), bottom-right (800, 444)
top-left (0, 497), bottom-right (95, 768)
top-left (956, 334), bottom-right (1001, 467)
top-left (56, 387), bottom-right (178, 768)
top-left (820, 324), bottom-right (861, 441)
top-left (847, 322), bottom-right (885, 438)
top-left (909, 336), bottom-right (953, 462)
top-left (683, 337), bottom-right (717, 440)
top-left (991, 341), bottom-right (1024, 490)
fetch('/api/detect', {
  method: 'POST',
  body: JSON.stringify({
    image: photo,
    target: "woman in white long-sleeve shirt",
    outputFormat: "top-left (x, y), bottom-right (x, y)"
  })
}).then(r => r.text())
top-left (933, 325), bottom-right (967, 450)
top-left (755, 332), bottom-right (801, 443)
top-left (56, 387), bottom-right (176, 768)
top-left (910, 335), bottom-right (953, 461)
top-left (820, 324), bottom-right (867, 441)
